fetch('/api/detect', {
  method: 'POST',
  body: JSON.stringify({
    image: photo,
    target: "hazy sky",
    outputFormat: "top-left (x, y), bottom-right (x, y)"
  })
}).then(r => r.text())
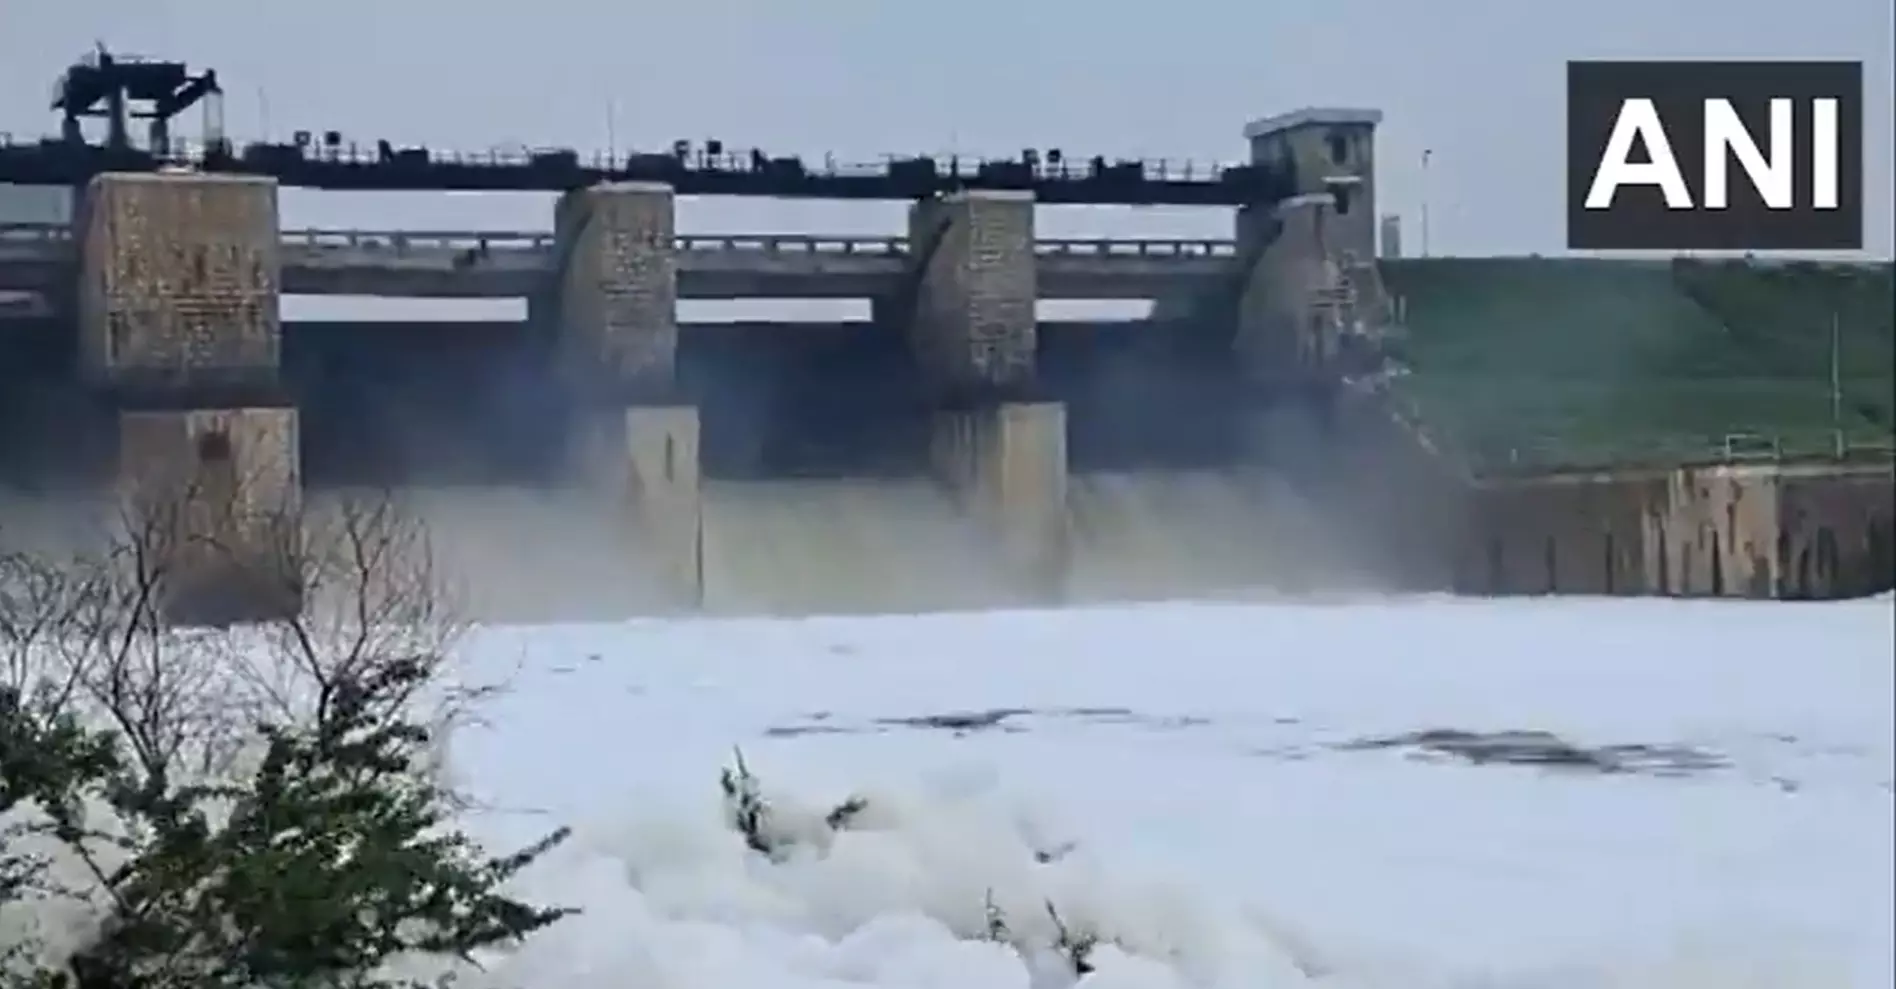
top-left (5, 0), bottom-right (1891, 318)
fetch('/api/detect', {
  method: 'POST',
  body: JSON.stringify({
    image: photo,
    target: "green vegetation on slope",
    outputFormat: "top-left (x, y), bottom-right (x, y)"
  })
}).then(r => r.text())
top-left (1378, 257), bottom-right (1896, 471)
top-left (1670, 259), bottom-right (1895, 430)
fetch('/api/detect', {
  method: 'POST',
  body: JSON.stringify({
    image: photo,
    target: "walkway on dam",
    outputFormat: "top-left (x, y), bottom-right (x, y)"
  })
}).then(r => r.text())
top-left (0, 223), bottom-right (1237, 299)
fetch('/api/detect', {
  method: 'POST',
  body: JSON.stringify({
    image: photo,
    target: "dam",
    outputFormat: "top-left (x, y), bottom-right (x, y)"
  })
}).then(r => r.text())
top-left (2, 50), bottom-right (1891, 623)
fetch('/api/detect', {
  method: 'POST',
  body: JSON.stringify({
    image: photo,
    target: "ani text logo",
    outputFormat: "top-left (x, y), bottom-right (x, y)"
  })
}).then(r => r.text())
top-left (1566, 60), bottom-right (1862, 251)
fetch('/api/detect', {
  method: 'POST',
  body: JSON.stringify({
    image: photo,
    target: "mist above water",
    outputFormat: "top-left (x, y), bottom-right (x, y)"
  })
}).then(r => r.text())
top-left (0, 317), bottom-right (1390, 621)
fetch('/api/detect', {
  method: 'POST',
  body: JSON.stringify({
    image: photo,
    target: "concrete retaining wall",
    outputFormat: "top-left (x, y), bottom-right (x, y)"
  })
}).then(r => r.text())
top-left (906, 190), bottom-right (1036, 393)
top-left (77, 173), bottom-right (280, 387)
top-left (552, 181), bottom-right (678, 392)
top-left (1467, 470), bottom-right (1666, 595)
top-left (930, 401), bottom-right (1069, 596)
top-left (1466, 462), bottom-right (1894, 598)
top-left (1778, 467), bottom-right (1896, 598)
top-left (1286, 382), bottom-right (1892, 600)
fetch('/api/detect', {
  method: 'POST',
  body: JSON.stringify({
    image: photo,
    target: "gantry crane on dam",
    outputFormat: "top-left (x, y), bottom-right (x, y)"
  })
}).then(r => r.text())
top-left (3, 49), bottom-right (1294, 205)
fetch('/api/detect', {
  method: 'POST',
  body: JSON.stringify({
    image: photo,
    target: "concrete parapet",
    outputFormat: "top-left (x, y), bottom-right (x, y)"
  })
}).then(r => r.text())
top-left (571, 405), bottom-right (703, 607)
top-left (552, 182), bottom-right (678, 395)
top-left (905, 190), bottom-right (1037, 395)
top-left (930, 401), bottom-right (1069, 596)
top-left (116, 406), bottom-right (301, 624)
top-left (76, 173), bottom-right (281, 389)
top-left (1466, 462), bottom-right (1894, 598)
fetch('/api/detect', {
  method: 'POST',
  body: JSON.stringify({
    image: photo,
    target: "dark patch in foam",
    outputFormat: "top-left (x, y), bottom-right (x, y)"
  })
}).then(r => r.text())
top-left (1329, 728), bottom-right (1729, 776)
top-left (762, 705), bottom-right (1214, 739)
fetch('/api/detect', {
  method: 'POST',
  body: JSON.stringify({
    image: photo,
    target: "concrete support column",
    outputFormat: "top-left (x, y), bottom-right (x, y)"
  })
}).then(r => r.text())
top-left (76, 173), bottom-right (283, 391)
top-left (117, 407), bottom-right (300, 625)
top-left (551, 181), bottom-right (700, 606)
top-left (899, 189), bottom-right (1066, 595)
top-left (904, 189), bottom-right (1038, 396)
top-left (77, 173), bottom-right (299, 623)
top-left (930, 402), bottom-right (1069, 599)
top-left (571, 405), bottom-right (702, 608)
top-left (552, 181), bottom-right (678, 397)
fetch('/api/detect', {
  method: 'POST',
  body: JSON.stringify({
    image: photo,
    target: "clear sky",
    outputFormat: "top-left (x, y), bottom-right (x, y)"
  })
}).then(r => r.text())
top-left (5, 0), bottom-right (1891, 317)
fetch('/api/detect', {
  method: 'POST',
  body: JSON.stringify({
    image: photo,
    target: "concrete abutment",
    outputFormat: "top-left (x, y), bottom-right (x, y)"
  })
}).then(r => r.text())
top-left (1464, 463), bottom-right (1895, 598)
top-left (78, 172), bottom-right (300, 622)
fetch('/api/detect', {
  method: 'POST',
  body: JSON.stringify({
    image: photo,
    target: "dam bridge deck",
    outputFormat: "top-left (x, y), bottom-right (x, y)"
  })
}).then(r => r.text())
top-left (0, 223), bottom-right (1237, 300)
top-left (0, 136), bottom-right (1288, 206)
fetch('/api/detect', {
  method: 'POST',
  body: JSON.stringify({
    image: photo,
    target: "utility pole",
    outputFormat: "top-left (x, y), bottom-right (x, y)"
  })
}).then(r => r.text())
top-left (1420, 148), bottom-right (1433, 257)
top-left (1830, 310), bottom-right (1844, 456)
top-left (606, 99), bottom-right (617, 162)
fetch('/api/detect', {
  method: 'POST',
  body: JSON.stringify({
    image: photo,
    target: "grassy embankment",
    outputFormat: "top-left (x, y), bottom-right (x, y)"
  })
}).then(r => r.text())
top-left (1377, 258), bottom-right (1895, 473)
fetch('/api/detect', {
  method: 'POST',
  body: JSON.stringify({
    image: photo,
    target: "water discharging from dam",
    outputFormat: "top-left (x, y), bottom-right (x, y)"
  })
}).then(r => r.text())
top-left (0, 470), bottom-right (1383, 624)
top-left (356, 469), bottom-right (1380, 623)
top-left (0, 321), bottom-right (1388, 621)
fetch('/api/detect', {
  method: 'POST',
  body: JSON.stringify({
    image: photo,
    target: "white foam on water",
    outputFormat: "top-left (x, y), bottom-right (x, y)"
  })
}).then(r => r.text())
top-left (426, 597), bottom-right (1891, 987)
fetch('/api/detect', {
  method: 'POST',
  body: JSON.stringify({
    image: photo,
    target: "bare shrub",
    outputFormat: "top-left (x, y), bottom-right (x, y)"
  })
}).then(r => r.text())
top-left (0, 465), bottom-right (568, 988)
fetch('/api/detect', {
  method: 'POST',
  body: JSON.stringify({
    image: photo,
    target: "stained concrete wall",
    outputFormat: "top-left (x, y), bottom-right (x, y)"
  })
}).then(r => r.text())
top-left (930, 402), bottom-right (1069, 597)
top-left (76, 173), bottom-right (281, 387)
top-left (1234, 192), bottom-right (1338, 381)
top-left (552, 181), bottom-right (678, 393)
top-left (623, 406), bottom-right (703, 607)
top-left (1467, 469), bottom-right (1666, 595)
top-left (905, 190), bottom-right (1037, 393)
top-left (1465, 462), bottom-right (1894, 598)
top-left (1651, 466), bottom-right (1782, 596)
top-left (1778, 465), bottom-right (1896, 598)
top-left (117, 407), bottom-right (301, 623)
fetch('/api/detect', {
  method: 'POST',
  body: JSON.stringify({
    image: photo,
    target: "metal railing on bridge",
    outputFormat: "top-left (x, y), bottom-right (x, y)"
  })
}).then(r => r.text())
top-left (1484, 430), bottom-right (1896, 475)
top-left (0, 222), bottom-right (1240, 258)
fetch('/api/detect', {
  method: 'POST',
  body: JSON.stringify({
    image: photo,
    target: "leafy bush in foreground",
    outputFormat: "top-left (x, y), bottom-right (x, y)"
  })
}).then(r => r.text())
top-left (0, 492), bottom-right (572, 988)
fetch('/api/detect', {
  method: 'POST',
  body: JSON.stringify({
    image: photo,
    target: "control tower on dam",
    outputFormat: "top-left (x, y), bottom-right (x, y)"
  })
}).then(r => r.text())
top-left (0, 51), bottom-right (1410, 622)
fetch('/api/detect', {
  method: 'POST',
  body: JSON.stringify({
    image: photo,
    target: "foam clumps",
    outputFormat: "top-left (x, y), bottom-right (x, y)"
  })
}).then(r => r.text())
top-left (456, 768), bottom-right (1331, 989)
